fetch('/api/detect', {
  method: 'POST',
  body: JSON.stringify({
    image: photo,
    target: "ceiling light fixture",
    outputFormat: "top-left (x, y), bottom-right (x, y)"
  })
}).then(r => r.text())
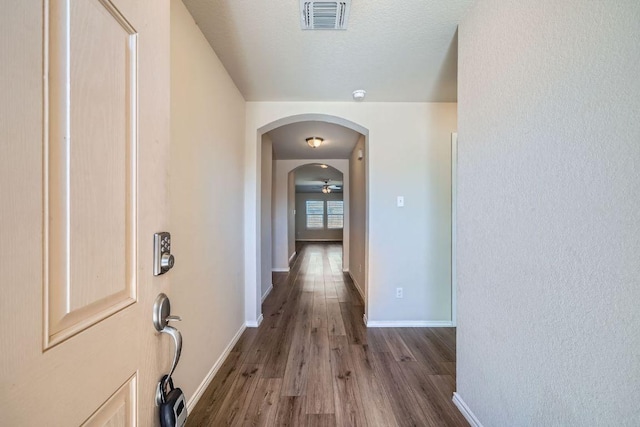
top-left (352, 90), bottom-right (366, 101)
top-left (319, 164), bottom-right (328, 169)
top-left (306, 137), bottom-right (324, 148)
top-left (321, 179), bottom-right (332, 194)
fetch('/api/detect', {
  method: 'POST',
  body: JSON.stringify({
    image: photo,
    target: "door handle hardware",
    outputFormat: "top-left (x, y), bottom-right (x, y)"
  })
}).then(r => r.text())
top-left (153, 293), bottom-right (184, 407)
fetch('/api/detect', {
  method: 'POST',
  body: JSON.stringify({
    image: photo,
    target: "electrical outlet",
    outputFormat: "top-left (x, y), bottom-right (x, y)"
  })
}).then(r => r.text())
top-left (396, 287), bottom-right (403, 298)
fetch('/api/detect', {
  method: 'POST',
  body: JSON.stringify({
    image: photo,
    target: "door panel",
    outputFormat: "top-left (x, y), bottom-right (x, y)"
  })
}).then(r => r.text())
top-left (46, 0), bottom-right (138, 347)
top-left (0, 0), bottom-right (170, 425)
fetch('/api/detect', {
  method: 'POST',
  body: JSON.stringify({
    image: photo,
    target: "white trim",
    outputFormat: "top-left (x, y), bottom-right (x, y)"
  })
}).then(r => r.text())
top-left (347, 271), bottom-right (365, 302)
top-left (272, 267), bottom-right (289, 272)
top-left (295, 239), bottom-right (343, 242)
top-left (451, 132), bottom-right (458, 327)
top-left (246, 314), bottom-right (263, 328)
top-left (452, 393), bottom-right (484, 427)
top-left (362, 313), bottom-right (368, 326)
top-left (342, 268), bottom-right (349, 273)
top-left (261, 284), bottom-right (273, 303)
top-left (365, 320), bottom-right (454, 328)
top-left (187, 323), bottom-right (246, 413)
top-left (288, 251), bottom-right (296, 264)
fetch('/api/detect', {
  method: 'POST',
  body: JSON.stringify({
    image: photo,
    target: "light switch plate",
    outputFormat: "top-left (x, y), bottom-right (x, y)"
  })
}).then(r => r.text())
top-left (397, 196), bottom-right (404, 207)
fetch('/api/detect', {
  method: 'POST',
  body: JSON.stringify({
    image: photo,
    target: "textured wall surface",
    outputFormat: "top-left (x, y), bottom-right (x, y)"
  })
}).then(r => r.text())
top-left (457, 1), bottom-right (640, 425)
top-left (169, 0), bottom-right (246, 404)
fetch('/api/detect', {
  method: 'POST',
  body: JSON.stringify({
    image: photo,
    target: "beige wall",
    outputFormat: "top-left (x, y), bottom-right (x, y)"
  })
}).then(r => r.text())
top-left (169, 0), bottom-right (246, 409)
top-left (457, 0), bottom-right (640, 425)
top-left (349, 135), bottom-right (367, 298)
top-left (246, 104), bottom-right (457, 325)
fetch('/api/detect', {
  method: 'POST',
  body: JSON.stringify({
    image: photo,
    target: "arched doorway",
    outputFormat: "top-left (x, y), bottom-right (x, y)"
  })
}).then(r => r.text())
top-left (290, 163), bottom-right (345, 264)
top-left (247, 114), bottom-right (369, 327)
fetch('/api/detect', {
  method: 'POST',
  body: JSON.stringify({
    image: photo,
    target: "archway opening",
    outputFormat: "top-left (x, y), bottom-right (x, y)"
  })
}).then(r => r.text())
top-left (252, 114), bottom-right (370, 326)
top-left (292, 163), bottom-right (344, 258)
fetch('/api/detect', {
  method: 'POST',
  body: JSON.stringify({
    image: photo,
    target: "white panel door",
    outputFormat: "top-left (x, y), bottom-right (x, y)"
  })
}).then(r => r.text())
top-left (0, 0), bottom-right (171, 425)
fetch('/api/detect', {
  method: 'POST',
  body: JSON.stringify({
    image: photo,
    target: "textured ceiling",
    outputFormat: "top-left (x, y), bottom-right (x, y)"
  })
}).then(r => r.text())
top-left (294, 164), bottom-right (343, 193)
top-left (268, 121), bottom-right (361, 159)
top-left (182, 0), bottom-right (471, 102)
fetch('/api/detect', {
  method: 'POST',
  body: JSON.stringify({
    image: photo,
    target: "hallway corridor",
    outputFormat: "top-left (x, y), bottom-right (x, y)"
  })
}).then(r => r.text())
top-left (188, 243), bottom-right (467, 426)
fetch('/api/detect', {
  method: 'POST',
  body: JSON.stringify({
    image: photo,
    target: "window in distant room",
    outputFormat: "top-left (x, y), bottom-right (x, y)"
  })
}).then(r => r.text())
top-left (327, 200), bottom-right (344, 229)
top-left (306, 200), bottom-right (324, 229)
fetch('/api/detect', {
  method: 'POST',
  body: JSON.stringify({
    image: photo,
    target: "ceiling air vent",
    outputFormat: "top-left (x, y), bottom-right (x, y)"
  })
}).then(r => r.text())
top-left (300, 1), bottom-right (351, 30)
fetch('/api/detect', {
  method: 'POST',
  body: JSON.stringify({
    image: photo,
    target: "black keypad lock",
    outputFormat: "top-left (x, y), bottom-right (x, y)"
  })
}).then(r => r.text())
top-left (159, 376), bottom-right (187, 427)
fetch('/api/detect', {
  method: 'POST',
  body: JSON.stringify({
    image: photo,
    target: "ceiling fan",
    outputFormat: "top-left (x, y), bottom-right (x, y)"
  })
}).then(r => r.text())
top-left (318, 179), bottom-right (341, 193)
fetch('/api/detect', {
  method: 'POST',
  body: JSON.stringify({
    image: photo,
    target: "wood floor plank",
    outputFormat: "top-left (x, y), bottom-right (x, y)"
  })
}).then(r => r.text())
top-left (326, 299), bottom-right (346, 336)
top-left (401, 328), bottom-right (449, 375)
top-left (231, 328), bottom-right (258, 354)
top-left (210, 364), bottom-right (263, 426)
top-left (312, 293), bottom-right (328, 329)
top-left (186, 351), bottom-right (243, 426)
top-left (324, 278), bottom-right (338, 299)
top-left (342, 273), bottom-right (364, 305)
top-left (261, 325), bottom-right (293, 378)
top-left (243, 324), bottom-right (279, 364)
top-left (272, 271), bottom-right (289, 286)
top-left (350, 344), bottom-right (400, 427)
top-left (370, 351), bottom-right (440, 427)
top-left (306, 414), bottom-right (338, 427)
top-left (273, 396), bottom-right (306, 426)
top-left (364, 328), bottom-right (390, 353)
top-left (334, 280), bottom-right (351, 303)
top-left (329, 335), bottom-right (368, 427)
top-left (261, 291), bottom-right (301, 378)
top-left (382, 328), bottom-right (417, 362)
top-left (429, 374), bottom-right (466, 420)
top-left (397, 362), bottom-right (469, 427)
top-left (281, 291), bottom-right (313, 395)
top-left (262, 271), bottom-right (304, 378)
top-left (441, 361), bottom-right (457, 379)
top-left (305, 327), bottom-right (334, 415)
top-left (426, 328), bottom-right (457, 361)
top-left (340, 302), bottom-right (366, 346)
top-left (239, 378), bottom-right (282, 427)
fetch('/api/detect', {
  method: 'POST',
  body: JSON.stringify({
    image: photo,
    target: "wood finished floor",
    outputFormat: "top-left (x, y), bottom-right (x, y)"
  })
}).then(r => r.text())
top-left (188, 243), bottom-right (468, 427)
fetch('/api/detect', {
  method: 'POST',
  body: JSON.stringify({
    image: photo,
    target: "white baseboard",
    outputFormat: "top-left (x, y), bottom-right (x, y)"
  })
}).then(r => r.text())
top-left (245, 314), bottom-right (263, 328)
top-left (452, 392), bottom-right (484, 427)
top-left (365, 320), bottom-right (454, 327)
top-left (187, 323), bottom-right (246, 413)
top-left (288, 251), bottom-right (296, 264)
top-left (261, 284), bottom-right (273, 303)
top-left (347, 271), bottom-right (365, 302)
top-left (272, 267), bottom-right (290, 273)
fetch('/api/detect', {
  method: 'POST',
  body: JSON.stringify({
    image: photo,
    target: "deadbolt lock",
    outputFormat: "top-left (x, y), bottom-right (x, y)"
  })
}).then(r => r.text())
top-left (154, 232), bottom-right (175, 276)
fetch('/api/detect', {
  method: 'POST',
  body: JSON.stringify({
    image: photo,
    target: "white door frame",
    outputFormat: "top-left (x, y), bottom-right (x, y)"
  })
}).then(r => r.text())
top-left (451, 132), bottom-right (458, 326)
